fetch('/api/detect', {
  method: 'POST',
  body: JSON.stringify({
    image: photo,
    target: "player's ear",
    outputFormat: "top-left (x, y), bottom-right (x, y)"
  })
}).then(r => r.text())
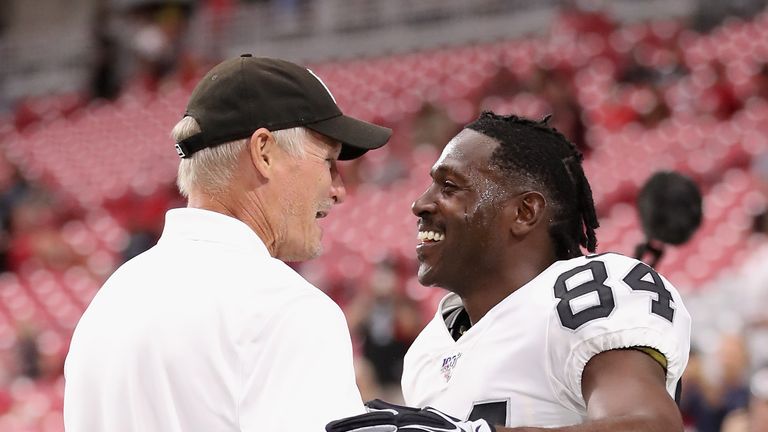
top-left (248, 128), bottom-right (281, 179)
top-left (507, 191), bottom-right (547, 237)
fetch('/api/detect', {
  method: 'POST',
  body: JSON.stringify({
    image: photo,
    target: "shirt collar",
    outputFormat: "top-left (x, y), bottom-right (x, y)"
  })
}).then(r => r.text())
top-left (159, 208), bottom-right (271, 257)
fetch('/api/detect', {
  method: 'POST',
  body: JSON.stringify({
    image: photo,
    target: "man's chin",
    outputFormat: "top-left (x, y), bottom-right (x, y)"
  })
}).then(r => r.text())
top-left (302, 242), bottom-right (323, 261)
top-left (276, 242), bottom-right (322, 262)
top-left (417, 263), bottom-right (440, 287)
top-left (307, 244), bottom-right (322, 260)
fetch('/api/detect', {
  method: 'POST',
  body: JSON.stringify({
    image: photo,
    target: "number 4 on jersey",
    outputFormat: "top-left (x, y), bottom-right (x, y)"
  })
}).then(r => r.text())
top-left (554, 260), bottom-right (675, 330)
top-left (623, 263), bottom-right (675, 322)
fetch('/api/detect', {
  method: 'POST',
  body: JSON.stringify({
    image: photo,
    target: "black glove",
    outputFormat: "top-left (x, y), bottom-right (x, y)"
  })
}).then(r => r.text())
top-left (326, 411), bottom-right (397, 432)
top-left (326, 403), bottom-right (495, 432)
top-left (397, 407), bottom-right (496, 432)
top-left (365, 399), bottom-right (421, 415)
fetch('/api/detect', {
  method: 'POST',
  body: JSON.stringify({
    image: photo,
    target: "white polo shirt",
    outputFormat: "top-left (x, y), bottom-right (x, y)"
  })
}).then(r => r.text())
top-left (64, 208), bottom-right (364, 432)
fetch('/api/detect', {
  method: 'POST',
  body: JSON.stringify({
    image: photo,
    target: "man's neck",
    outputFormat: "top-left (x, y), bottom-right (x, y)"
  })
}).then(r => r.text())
top-left (187, 190), bottom-right (279, 257)
top-left (459, 255), bottom-right (557, 325)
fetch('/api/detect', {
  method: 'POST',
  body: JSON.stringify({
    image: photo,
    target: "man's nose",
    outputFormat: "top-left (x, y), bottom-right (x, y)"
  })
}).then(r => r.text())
top-left (411, 187), bottom-right (436, 217)
top-left (331, 170), bottom-right (347, 204)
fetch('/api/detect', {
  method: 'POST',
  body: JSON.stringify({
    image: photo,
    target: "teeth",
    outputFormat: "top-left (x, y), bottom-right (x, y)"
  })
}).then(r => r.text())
top-left (418, 231), bottom-right (444, 242)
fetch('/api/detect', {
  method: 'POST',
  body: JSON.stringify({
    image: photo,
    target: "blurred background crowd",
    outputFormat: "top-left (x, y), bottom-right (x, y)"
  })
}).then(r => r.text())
top-left (2, 0), bottom-right (768, 431)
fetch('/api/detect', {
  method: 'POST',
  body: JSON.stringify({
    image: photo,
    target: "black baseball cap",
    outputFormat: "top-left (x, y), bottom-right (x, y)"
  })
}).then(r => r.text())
top-left (175, 54), bottom-right (392, 160)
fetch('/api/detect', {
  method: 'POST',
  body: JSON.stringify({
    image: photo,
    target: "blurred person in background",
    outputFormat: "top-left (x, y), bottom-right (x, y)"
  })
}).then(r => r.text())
top-left (715, 334), bottom-right (752, 432)
top-left (719, 365), bottom-right (768, 432)
top-left (7, 189), bottom-right (81, 272)
top-left (64, 55), bottom-right (391, 432)
top-left (354, 356), bottom-right (384, 403)
top-left (91, 0), bottom-right (122, 100)
top-left (0, 0), bottom-right (8, 36)
top-left (526, 67), bottom-right (587, 152)
top-left (113, 183), bottom-right (184, 262)
top-left (15, 326), bottom-right (41, 380)
top-left (346, 260), bottom-right (422, 402)
top-left (739, 150), bottom-right (768, 371)
top-left (0, 154), bottom-right (32, 273)
top-left (680, 141), bottom-right (768, 432)
top-left (748, 367), bottom-right (768, 432)
top-left (680, 336), bottom-right (754, 432)
top-left (124, 0), bottom-right (197, 91)
top-left (94, 0), bottom-right (199, 97)
top-left (410, 103), bottom-right (460, 152)
top-left (700, 61), bottom-right (741, 121)
top-left (680, 347), bottom-right (722, 432)
top-left (755, 64), bottom-right (768, 101)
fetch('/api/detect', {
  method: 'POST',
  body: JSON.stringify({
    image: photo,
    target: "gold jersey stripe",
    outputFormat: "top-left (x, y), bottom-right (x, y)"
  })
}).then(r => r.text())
top-left (632, 346), bottom-right (668, 372)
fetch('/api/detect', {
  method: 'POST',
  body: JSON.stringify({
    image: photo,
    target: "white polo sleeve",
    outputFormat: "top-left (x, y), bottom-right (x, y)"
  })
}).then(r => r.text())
top-left (239, 292), bottom-right (364, 432)
top-left (545, 255), bottom-right (691, 415)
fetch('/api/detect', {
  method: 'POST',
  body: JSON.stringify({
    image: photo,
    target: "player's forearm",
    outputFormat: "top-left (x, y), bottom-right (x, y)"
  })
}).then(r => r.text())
top-left (498, 415), bottom-right (682, 432)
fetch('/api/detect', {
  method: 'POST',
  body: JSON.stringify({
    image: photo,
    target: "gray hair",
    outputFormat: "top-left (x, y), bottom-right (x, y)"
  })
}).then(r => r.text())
top-left (172, 116), bottom-right (309, 197)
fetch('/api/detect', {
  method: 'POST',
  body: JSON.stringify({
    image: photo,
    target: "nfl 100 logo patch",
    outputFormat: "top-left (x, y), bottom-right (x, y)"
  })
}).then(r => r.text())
top-left (440, 353), bottom-right (462, 382)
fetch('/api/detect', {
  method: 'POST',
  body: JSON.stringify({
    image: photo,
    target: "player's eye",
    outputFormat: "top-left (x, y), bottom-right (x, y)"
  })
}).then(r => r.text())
top-left (441, 181), bottom-right (458, 195)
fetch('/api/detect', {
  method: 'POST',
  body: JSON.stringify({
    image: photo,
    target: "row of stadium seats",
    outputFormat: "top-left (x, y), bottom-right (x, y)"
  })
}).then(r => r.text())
top-left (4, 13), bottom-right (768, 206)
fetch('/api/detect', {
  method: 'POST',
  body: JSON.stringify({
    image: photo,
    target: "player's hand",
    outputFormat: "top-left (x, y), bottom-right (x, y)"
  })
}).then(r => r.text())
top-left (326, 404), bottom-right (495, 432)
top-left (365, 399), bottom-right (421, 415)
top-left (397, 407), bottom-right (496, 432)
top-left (326, 410), bottom-right (397, 432)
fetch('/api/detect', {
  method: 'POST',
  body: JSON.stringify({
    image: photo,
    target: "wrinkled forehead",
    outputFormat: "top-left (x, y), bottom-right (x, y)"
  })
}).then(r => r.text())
top-left (432, 129), bottom-right (500, 175)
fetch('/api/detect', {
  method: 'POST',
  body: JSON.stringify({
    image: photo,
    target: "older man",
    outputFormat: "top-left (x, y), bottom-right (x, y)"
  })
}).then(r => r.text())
top-left (64, 55), bottom-right (391, 432)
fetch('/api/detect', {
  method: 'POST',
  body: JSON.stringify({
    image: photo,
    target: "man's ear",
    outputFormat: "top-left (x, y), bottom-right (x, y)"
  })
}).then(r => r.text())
top-left (507, 191), bottom-right (547, 237)
top-left (248, 128), bottom-right (280, 178)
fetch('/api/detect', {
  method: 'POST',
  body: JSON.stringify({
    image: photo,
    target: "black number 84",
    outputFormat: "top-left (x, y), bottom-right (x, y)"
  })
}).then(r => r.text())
top-left (554, 260), bottom-right (675, 330)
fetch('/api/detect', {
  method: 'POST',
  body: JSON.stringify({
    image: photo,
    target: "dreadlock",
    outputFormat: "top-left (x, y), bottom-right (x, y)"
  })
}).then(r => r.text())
top-left (466, 111), bottom-right (599, 259)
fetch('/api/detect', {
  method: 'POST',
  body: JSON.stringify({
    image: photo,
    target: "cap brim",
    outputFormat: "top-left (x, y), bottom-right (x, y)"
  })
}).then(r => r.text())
top-left (305, 115), bottom-right (392, 160)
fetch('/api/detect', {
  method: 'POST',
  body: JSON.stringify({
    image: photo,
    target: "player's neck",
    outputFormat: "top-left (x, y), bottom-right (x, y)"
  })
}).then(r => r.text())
top-left (460, 256), bottom-right (555, 325)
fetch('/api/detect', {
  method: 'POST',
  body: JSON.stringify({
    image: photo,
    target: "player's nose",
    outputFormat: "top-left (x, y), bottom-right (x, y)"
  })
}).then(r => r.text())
top-left (412, 186), bottom-right (437, 217)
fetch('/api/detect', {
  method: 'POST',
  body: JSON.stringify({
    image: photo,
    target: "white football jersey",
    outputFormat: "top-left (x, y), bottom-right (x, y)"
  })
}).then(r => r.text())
top-left (402, 253), bottom-right (691, 428)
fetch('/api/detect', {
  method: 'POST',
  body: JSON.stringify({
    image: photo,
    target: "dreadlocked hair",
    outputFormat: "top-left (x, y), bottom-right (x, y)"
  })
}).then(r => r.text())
top-left (466, 111), bottom-right (599, 259)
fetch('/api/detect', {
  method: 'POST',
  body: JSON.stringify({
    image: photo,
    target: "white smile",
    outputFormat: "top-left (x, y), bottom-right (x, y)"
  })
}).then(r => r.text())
top-left (417, 231), bottom-right (445, 242)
